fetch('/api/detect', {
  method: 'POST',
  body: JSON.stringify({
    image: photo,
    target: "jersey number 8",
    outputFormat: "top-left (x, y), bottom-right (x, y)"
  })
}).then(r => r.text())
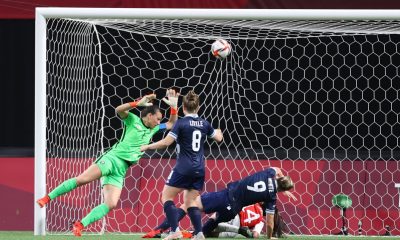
top-left (192, 130), bottom-right (201, 152)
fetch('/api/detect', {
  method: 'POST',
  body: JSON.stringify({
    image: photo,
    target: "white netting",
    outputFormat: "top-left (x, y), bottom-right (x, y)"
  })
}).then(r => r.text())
top-left (45, 18), bottom-right (400, 235)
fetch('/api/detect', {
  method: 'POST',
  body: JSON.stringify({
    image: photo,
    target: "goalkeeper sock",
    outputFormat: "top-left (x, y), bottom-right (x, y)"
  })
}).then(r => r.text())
top-left (48, 178), bottom-right (77, 200)
top-left (164, 201), bottom-right (178, 232)
top-left (81, 203), bottom-right (110, 227)
top-left (187, 207), bottom-right (202, 235)
top-left (202, 218), bottom-right (218, 236)
top-left (156, 208), bottom-right (186, 231)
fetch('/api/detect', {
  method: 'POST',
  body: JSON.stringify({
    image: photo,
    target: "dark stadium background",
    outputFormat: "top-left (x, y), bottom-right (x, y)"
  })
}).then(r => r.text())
top-left (1, 0), bottom-right (400, 232)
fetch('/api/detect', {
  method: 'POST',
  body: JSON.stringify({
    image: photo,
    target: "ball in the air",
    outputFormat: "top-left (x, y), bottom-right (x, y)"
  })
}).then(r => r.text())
top-left (211, 39), bottom-right (231, 59)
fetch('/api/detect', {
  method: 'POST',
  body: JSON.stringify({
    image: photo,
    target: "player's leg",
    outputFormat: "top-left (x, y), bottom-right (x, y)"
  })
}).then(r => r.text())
top-left (201, 189), bottom-right (237, 237)
top-left (162, 185), bottom-right (183, 235)
top-left (36, 163), bottom-right (102, 208)
top-left (251, 221), bottom-right (264, 238)
top-left (184, 175), bottom-right (205, 239)
top-left (72, 155), bottom-right (128, 236)
top-left (73, 184), bottom-right (121, 236)
top-left (184, 189), bottom-right (203, 238)
top-left (142, 206), bottom-right (188, 238)
top-left (162, 170), bottom-right (190, 240)
top-left (217, 215), bottom-right (240, 238)
top-left (85, 184), bottom-right (121, 225)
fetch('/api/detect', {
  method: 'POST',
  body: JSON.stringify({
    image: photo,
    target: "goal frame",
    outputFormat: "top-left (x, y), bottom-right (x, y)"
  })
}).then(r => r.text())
top-left (34, 8), bottom-right (400, 235)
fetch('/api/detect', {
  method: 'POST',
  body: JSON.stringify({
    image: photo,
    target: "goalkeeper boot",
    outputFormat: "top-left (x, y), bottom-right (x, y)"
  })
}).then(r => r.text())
top-left (238, 226), bottom-right (254, 238)
top-left (36, 195), bottom-right (50, 208)
top-left (142, 229), bottom-right (163, 238)
top-left (72, 221), bottom-right (84, 237)
top-left (191, 232), bottom-right (205, 240)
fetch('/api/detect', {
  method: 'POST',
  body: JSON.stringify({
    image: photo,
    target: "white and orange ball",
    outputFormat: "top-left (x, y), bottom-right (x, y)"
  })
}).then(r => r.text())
top-left (211, 39), bottom-right (231, 59)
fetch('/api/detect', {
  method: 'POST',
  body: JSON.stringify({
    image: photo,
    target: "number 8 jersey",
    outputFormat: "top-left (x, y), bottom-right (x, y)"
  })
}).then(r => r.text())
top-left (227, 168), bottom-right (278, 215)
top-left (168, 114), bottom-right (215, 177)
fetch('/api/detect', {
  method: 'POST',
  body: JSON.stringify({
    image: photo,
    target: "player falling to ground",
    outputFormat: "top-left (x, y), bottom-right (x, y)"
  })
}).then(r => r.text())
top-left (201, 167), bottom-right (296, 239)
top-left (145, 167), bottom-right (295, 239)
top-left (143, 203), bottom-right (265, 239)
top-left (36, 89), bottom-right (179, 237)
top-left (209, 202), bottom-right (266, 238)
top-left (141, 90), bottom-right (223, 240)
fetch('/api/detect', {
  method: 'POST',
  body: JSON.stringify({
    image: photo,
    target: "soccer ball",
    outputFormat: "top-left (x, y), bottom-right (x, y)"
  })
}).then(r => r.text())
top-left (211, 39), bottom-right (231, 59)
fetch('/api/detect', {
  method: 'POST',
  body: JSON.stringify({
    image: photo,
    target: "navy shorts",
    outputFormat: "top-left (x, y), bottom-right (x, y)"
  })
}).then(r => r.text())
top-left (166, 170), bottom-right (204, 191)
top-left (201, 189), bottom-right (237, 223)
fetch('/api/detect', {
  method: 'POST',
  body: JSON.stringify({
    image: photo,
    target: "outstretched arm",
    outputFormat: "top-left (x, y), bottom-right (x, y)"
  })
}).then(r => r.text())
top-left (140, 135), bottom-right (175, 152)
top-left (281, 191), bottom-right (297, 202)
top-left (162, 89), bottom-right (179, 130)
top-left (273, 167), bottom-right (298, 202)
top-left (212, 129), bottom-right (223, 142)
top-left (265, 213), bottom-right (275, 239)
top-left (115, 94), bottom-right (156, 119)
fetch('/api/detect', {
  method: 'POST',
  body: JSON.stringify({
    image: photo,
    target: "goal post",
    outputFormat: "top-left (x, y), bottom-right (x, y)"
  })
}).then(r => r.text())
top-left (35, 8), bottom-right (400, 236)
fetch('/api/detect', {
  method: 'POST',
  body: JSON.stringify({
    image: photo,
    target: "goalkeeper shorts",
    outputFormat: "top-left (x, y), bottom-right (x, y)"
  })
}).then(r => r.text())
top-left (95, 152), bottom-right (130, 189)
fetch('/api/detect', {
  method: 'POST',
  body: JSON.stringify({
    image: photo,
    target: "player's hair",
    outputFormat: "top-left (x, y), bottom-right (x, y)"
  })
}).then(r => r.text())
top-left (276, 176), bottom-right (294, 191)
top-left (141, 105), bottom-right (160, 118)
top-left (183, 90), bottom-right (199, 113)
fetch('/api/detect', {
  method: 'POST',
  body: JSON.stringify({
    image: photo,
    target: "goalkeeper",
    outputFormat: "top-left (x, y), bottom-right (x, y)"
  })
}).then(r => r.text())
top-left (36, 89), bottom-right (179, 237)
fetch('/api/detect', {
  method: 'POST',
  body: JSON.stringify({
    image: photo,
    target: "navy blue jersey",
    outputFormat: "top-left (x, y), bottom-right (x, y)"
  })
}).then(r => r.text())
top-left (227, 168), bottom-right (277, 215)
top-left (168, 114), bottom-right (215, 176)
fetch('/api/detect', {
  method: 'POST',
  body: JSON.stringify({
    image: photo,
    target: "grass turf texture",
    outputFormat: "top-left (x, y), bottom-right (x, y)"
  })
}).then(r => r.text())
top-left (1, 232), bottom-right (400, 240)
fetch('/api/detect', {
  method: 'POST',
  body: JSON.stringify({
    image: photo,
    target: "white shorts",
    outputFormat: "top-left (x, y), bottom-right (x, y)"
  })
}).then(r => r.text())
top-left (218, 215), bottom-right (240, 238)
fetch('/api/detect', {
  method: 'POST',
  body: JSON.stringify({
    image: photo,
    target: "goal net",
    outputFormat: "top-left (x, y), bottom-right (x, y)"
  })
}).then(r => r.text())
top-left (37, 9), bottom-right (400, 236)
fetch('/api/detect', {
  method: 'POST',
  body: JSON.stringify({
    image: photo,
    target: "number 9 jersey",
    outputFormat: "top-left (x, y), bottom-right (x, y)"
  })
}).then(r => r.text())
top-left (227, 168), bottom-right (278, 215)
top-left (168, 114), bottom-right (215, 177)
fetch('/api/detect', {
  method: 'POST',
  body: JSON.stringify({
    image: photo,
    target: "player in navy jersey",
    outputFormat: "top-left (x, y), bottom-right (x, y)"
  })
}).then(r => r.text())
top-left (142, 167), bottom-right (296, 239)
top-left (141, 90), bottom-right (223, 240)
top-left (201, 167), bottom-right (295, 239)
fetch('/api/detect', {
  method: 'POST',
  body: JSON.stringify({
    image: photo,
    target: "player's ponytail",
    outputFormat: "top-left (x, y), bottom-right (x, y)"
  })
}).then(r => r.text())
top-left (183, 90), bottom-right (199, 113)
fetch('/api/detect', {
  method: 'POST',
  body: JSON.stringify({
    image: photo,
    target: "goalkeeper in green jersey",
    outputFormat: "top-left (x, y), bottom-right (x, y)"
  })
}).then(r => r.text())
top-left (36, 89), bottom-right (179, 237)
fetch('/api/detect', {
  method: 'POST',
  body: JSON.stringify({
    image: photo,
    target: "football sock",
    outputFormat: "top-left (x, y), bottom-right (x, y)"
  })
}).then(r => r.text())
top-left (176, 208), bottom-right (187, 222)
top-left (156, 208), bottom-right (186, 230)
top-left (164, 201), bottom-right (178, 232)
top-left (202, 218), bottom-right (218, 236)
top-left (48, 178), bottom-right (77, 200)
top-left (81, 203), bottom-right (110, 227)
top-left (187, 207), bottom-right (202, 235)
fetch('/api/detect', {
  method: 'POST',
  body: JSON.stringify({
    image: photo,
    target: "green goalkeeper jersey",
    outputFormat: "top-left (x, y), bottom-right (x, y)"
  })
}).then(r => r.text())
top-left (109, 112), bottom-right (163, 163)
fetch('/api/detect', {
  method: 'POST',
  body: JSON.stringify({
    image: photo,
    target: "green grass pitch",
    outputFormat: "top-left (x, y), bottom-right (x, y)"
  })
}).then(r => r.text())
top-left (1, 232), bottom-right (400, 240)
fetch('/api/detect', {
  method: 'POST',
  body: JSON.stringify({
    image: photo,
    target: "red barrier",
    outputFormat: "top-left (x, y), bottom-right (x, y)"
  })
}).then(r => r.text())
top-left (0, 157), bottom-right (399, 235)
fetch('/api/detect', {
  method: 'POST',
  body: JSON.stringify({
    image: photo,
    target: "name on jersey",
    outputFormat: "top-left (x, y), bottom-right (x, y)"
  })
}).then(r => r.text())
top-left (190, 120), bottom-right (203, 127)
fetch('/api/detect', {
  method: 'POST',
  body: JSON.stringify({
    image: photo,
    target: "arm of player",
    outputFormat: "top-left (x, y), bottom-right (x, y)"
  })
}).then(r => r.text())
top-left (162, 89), bottom-right (179, 130)
top-left (213, 129), bottom-right (223, 142)
top-left (252, 221), bottom-right (265, 238)
top-left (282, 191), bottom-right (298, 202)
top-left (140, 135), bottom-right (175, 152)
top-left (115, 94), bottom-right (156, 119)
top-left (265, 213), bottom-right (276, 239)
